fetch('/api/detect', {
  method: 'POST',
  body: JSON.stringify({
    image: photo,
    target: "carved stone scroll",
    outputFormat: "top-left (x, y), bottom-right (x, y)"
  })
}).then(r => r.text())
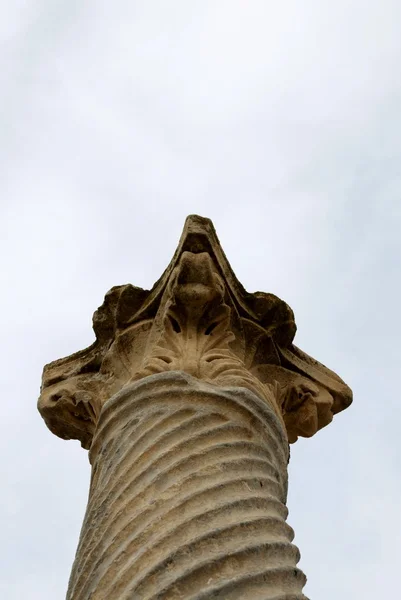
top-left (39, 215), bottom-right (352, 448)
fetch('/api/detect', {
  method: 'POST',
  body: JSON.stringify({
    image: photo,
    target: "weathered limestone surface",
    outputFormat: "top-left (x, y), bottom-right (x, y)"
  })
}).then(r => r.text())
top-left (38, 215), bottom-right (352, 599)
top-left (68, 374), bottom-right (304, 599)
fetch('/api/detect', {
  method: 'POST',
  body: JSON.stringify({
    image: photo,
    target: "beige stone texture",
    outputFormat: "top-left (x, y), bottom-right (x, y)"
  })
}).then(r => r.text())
top-left (67, 373), bottom-right (305, 599)
top-left (38, 215), bottom-right (352, 599)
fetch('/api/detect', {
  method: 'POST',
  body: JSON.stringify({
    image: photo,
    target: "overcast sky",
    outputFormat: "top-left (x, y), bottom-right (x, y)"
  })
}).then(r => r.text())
top-left (1, 1), bottom-right (401, 598)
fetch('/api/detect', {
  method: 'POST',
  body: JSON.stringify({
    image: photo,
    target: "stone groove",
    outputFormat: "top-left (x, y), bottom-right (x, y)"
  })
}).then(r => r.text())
top-left (67, 372), bottom-right (306, 600)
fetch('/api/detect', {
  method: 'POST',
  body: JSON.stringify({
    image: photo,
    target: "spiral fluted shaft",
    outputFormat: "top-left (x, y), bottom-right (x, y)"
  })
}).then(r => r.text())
top-left (67, 372), bottom-right (307, 600)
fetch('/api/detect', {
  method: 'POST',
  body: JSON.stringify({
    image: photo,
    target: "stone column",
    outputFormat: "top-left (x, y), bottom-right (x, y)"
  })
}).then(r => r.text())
top-left (38, 215), bottom-right (352, 600)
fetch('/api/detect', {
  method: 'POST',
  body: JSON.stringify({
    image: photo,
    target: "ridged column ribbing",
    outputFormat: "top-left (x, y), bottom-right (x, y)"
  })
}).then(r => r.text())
top-left (67, 372), bottom-right (307, 600)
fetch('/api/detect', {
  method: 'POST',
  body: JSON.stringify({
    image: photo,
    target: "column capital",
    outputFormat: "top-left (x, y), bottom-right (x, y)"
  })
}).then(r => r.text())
top-left (38, 215), bottom-right (352, 448)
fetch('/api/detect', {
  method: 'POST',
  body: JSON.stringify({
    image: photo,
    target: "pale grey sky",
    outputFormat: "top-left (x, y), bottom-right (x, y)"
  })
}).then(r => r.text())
top-left (1, 1), bottom-right (401, 598)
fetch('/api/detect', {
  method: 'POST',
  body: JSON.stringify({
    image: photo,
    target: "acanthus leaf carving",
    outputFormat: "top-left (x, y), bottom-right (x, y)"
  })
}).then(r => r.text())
top-left (38, 215), bottom-right (352, 449)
